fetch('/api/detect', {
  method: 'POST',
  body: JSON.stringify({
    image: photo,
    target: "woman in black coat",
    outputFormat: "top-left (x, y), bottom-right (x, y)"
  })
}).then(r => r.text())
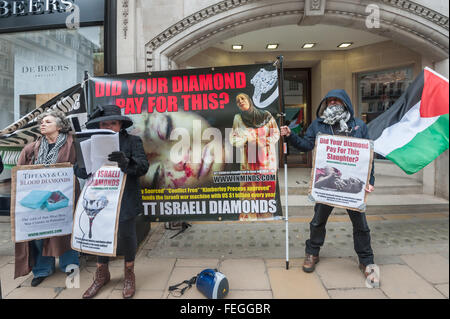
top-left (74, 105), bottom-right (149, 299)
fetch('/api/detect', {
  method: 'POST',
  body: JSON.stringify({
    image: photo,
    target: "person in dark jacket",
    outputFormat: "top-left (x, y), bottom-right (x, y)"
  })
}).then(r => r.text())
top-left (75, 105), bottom-right (149, 299)
top-left (280, 89), bottom-right (379, 287)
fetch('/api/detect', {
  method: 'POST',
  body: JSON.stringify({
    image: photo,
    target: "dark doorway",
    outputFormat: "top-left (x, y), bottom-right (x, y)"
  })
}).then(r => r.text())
top-left (280, 68), bottom-right (312, 167)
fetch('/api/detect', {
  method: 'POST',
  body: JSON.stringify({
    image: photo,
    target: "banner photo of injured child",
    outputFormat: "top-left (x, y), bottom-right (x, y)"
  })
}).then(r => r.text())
top-left (86, 63), bottom-right (283, 222)
top-left (309, 134), bottom-right (374, 212)
top-left (10, 163), bottom-right (75, 242)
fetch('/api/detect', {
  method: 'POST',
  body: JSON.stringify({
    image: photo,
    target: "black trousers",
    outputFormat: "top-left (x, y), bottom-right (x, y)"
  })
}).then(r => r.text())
top-left (305, 203), bottom-right (374, 266)
top-left (98, 217), bottom-right (137, 264)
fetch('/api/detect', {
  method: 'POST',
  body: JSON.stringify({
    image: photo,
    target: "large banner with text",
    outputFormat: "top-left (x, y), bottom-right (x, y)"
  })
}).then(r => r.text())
top-left (87, 64), bottom-right (282, 221)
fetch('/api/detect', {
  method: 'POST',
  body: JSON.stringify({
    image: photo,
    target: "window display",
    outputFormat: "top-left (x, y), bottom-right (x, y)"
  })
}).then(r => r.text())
top-left (357, 66), bottom-right (413, 124)
top-left (0, 26), bottom-right (104, 130)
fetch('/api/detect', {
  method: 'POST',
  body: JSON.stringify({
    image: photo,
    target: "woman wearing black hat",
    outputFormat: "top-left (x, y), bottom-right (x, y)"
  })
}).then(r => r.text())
top-left (75, 105), bottom-right (149, 299)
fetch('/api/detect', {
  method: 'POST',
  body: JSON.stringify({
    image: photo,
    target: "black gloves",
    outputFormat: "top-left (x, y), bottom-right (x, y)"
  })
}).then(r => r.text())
top-left (108, 151), bottom-right (129, 169)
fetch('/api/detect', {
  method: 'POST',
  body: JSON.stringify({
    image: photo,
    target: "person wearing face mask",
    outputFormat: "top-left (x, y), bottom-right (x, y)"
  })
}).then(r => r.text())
top-left (14, 110), bottom-right (80, 286)
top-left (74, 105), bottom-right (149, 299)
top-left (230, 93), bottom-right (280, 221)
top-left (280, 89), bottom-right (379, 287)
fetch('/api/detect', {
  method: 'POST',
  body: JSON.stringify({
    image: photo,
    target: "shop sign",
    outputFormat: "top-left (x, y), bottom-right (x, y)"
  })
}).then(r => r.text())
top-left (0, 0), bottom-right (104, 33)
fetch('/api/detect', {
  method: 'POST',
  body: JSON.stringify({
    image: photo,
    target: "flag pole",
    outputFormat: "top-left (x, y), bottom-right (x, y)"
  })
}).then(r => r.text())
top-left (275, 55), bottom-right (289, 270)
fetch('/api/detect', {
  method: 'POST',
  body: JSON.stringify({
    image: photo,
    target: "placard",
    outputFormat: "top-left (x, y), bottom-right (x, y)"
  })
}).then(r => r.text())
top-left (11, 163), bottom-right (75, 242)
top-left (309, 134), bottom-right (373, 212)
top-left (87, 63), bottom-right (283, 222)
top-left (71, 165), bottom-right (126, 257)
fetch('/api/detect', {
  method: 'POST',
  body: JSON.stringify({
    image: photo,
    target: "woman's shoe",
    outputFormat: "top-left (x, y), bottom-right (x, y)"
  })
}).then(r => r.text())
top-left (82, 263), bottom-right (110, 298)
top-left (123, 261), bottom-right (136, 298)
top-left (31, 276), bottom-right (47, 287)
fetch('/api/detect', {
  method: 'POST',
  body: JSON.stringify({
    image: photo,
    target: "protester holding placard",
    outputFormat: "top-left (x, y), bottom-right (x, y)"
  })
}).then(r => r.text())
top-left (75, 105), bottom-right (149, 299)
top-left (230, 93), bottom-right (280, 221)
top-left (14, 111), bottom-right (79, 286)
top-left (280, 89), bottom-right (379, 288)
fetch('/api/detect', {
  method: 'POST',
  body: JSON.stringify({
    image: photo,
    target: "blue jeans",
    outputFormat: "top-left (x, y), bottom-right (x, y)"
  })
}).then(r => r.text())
top-left (31, 240), bottom-right (79, 278)
top-left (305, 203), bottom-right (374, 266)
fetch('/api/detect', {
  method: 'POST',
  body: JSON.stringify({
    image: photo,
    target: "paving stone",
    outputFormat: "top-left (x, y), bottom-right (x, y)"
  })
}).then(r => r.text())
top-left (268, 267), bottom-right (329, 299)
top-left (108, 289), bottom-right (164, 299)
top-left (373, 255), bottom-right (405, 265)
top-left (382, 215), bottom-right (414, 220)
top-left (315, 258), bottom-right (366, 289)
top-left (5, 286), bottom-right (58, 299)
top-left (265, 258), bottom-right (302, 269)
top-left (435, 284), bottom-right (449, 298)
top-left (146, 218), bottom-right (449, 259)
top-left (175, 258), bottom-right (219, 268)
top-left (227, 290), bottom-right (273, 299)
top-left (131, 258), bottom-right (176, 290)
top-left (220, 259), bottom-right (271, 290)
top-left (165, 266), bottom-right (209, 299)
top-left (328, 288), bottom-right (387, 299)
top-left (379, 264), bottom-right (444, 299)
top-left (0, 263), bottom-right (32, 297)
top-left (400, 254), bottom-right (449, 284)
top-left (0, 256), bottom-right (13, 267)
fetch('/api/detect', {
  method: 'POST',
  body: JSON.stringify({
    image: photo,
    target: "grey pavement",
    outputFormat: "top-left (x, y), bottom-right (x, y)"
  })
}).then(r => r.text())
top-left (147, 215), bottom-right (449, 259)
top-left (1, 211), bottom-right (448, 299)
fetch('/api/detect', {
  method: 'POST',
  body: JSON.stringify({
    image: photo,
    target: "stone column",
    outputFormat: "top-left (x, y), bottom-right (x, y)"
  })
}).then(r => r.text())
top-left (117, 0), bottom-right (136, 74)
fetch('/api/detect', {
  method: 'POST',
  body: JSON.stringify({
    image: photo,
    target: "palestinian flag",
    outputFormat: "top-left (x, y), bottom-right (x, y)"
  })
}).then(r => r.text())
top-left (288, 108), bottom-right (303, 134)
top-left (368, 67), bottom-right (449, 174)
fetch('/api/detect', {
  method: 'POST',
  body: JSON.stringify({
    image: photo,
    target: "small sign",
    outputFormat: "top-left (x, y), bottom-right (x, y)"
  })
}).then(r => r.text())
top-left (71, 165), bottom-right (126, 257)
top-left (309, 134), bottom-right (373, 212)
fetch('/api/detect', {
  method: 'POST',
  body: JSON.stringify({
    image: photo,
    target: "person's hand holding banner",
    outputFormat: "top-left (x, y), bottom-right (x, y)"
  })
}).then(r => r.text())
top-left (365, 184), bottom-right (375, 193)
top-left (108, 151), bottom-right (129, 170)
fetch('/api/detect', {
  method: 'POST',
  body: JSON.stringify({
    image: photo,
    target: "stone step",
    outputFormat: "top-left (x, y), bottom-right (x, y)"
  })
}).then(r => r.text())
top-left (281, 194), bottom-right (449, 216)
top-left (278, 175), bottom-right (423, 195)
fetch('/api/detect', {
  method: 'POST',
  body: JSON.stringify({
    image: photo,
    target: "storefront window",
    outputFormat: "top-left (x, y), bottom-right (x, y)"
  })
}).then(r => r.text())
top-left (357, 66), bottom-right (413, 124)
top-left (357, 66), bottom-right (414, 160)
top-left (0, 26), bottom-right (104, 129)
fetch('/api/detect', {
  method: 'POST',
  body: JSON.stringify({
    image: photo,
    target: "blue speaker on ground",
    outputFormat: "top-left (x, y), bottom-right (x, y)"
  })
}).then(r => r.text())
top-left (196, 269), bottom-right (229, 299)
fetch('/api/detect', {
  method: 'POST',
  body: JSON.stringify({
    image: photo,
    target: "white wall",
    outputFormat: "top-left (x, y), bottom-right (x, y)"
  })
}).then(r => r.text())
top-left (412, 0), bottom-right (448, 16)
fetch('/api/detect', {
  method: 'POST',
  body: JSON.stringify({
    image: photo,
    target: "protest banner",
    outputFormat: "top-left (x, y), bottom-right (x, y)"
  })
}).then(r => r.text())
top-left (309, 134), bottom-right (373, 212)
top-left (87, 64), bottom-right (283, 222)
top-left (71, 165), bottom-right (126, 256)
top-left (11, 163), bottom-right (75, 242)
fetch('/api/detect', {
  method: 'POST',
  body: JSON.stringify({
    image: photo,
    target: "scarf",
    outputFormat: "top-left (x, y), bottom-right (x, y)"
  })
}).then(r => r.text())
top-left (240, 106), bottom-right (272, 129)
top-left (321, 104), bottom-right (351, 133)
top-left (34, 133), bottom-right (68, 164)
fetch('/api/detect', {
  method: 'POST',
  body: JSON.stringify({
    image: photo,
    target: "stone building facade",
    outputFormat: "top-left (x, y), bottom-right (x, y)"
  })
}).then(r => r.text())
top-left (115, 0), bottom-right (449, 199)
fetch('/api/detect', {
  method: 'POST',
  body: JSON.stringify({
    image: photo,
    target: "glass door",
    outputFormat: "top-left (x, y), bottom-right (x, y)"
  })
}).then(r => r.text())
top-left (280, 68), bottom-right (312, 167)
